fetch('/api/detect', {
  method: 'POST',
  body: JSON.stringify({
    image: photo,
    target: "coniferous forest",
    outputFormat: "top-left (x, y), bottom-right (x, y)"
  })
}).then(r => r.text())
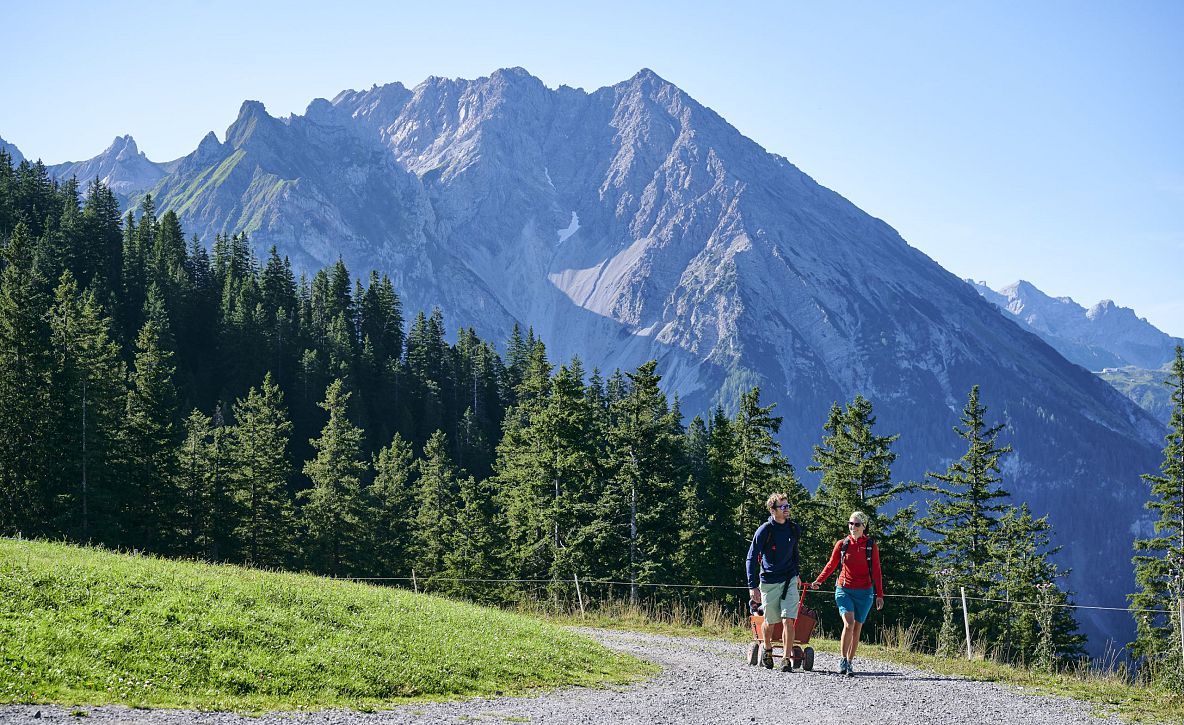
top-left (29, 149), bottom-right (1184, 671)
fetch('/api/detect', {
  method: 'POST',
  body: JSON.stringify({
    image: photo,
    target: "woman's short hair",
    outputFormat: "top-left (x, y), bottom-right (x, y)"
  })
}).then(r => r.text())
top-left (850, 510), bottom-right (868, 528)
top-left (766, 492), bottom-right (788, 511)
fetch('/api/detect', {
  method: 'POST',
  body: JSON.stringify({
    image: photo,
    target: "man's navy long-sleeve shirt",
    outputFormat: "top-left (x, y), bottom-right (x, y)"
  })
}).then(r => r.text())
top-left (745, 516), bottom-right (801, 588)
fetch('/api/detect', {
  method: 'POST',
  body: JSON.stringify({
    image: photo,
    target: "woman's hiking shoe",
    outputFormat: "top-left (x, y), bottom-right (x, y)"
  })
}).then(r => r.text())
top-left (762, 648), bottom-right (774, 669)
top-left (838, 658), bottom-right (849, 674)
top-left (846, 663), bottom-right (857, 677)
top-left (780, 656), bottom-right (794, 672)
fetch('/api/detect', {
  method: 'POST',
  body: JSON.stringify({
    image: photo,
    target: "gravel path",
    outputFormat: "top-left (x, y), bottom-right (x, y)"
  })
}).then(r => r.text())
top-left (1, 629), bottom-right (1129, 725)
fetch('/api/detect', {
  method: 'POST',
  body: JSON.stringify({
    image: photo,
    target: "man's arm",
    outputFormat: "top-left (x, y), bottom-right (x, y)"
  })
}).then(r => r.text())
top-left (792, 523), bottom-right (801, 578)
top-left (745, 525), bottom-right (766, 595)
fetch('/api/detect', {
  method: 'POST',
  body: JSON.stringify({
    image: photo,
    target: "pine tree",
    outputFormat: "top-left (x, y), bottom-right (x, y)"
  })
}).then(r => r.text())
top-left (921, 385), bottom-right (1013, 636)
top-left (47, 272), bottom-right (126, 541)
top-left (604, 361), bottom-right (685, 603)
top-left (414, 430), bottom-right (460, 590)
top-left (731, 387), bottom-right (795, 547)
top-left (987, 505), bottom-right (1085, 663)
top-left (367, 432), bottom-right (418, 577)
top-left (121, 285), bottom-right (183, 552)
top-left (301, 378), bottom-right (369, 575)
top-left (809, 395), bottom-right (902, 528)
top-left (177, 410), bottom-right (213, 555)
top-left (205, 403), bottom-right (240, 561)
top-left (921, 386), bottom-right (1011, 571)
top-left (444, 473), bottom-right (506, 603)
top-left (677, 414), bottom-right (742, 598)
top-left (231, 373), bottom-right (297, 568)
top-left (0, 222), bottom-right (54, 535)
top-left (1131, 345), bottom-right (1184, 678)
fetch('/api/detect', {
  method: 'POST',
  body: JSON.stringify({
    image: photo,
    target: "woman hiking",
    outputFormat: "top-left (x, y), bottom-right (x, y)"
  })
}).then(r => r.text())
top-left (809, 510), bottom-right (883, 677)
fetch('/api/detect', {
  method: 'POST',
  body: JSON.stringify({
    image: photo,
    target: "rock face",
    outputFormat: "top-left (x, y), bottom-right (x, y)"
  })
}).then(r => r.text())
top-left (140, 68), bottom-right (1161, 651)
top-left (48, 135), bottom-right (164, 205)
top-left (0, 136), bottom-right (23, 165)
top-left (969, 279), bottom-right (1182, 371)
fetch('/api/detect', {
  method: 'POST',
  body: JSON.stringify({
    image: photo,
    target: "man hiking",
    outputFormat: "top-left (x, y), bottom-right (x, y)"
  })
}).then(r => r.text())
top-left (745, 492), bottom-right (802, 671)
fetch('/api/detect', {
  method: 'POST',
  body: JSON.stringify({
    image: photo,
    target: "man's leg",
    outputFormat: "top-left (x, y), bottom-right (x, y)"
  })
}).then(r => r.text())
top-left (759, 583), bottom-right (778, 668)
top-left (761, 618), bottom-right (778, 668)
top-left (781, 617), bottom-right (796, 667)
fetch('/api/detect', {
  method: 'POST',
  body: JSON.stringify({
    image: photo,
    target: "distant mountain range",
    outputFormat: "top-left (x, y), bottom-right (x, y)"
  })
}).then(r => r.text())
top-left (969, 279), bottom-right (1180, 424)
top-left (3, 68), bottom-right (1168, 651)
top-left (968, 279), bottom-right (1181, 371)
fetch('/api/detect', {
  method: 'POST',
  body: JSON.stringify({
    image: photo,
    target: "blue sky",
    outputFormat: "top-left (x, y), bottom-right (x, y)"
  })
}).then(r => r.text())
top-left (3, 1), bottom-right (1181, 336)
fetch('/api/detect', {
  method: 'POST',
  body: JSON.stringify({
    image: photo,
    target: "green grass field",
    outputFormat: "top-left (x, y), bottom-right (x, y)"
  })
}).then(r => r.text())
top-left (0, 539), bottom-right (654, 711)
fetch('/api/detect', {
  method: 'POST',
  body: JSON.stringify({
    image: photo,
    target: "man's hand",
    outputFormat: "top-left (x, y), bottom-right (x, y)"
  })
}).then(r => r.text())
top-left (875, 596), bottom-right (885, 611)
top-left (807, 581), bottom-right (820, 590)
top-left (750, 588), bottom-right (761, 604)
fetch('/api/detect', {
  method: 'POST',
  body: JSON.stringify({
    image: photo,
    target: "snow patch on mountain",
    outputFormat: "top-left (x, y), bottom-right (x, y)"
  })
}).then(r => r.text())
top-left (556, 211), bottom-right (579, 244)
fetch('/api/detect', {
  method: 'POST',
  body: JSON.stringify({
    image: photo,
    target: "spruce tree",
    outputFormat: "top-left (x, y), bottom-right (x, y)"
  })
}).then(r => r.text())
top-left (809, 395), bottom-right (901, 527)
top-left (921, 386), bottom-right (1012, 575)
top-left (205, 404), bottom-right (240, 561)
top-left (0, 222), bottom-right (54, 536)
top-left (121, 286), bottom-right (183, 552)
top-left (677, 414), bottom-right (741, 598)
top-left (177, 410), bottom-right (213, 555)
top-left (444, 473), bottom-right (505, 602)
top-left (987, 505), bottom-right (1085, 663)
top-left (604, 361), bottom-right (684, 603)
top-left (368, 432), bottom-right (418, 577)
top-left (414, 430), bottom-right (460, 590)
top-left (48, 272), bottom-right (126, 541)
top-left (231, 373), bottom-right (297, 567)
top-left (1131, 345), bottom-right (1184, 677)
top-left (301, 378), bottom-right (369, 575)
top-left (731, 387), bottom-right (796, 555)
top-left (921, 385), bottom-right (1013, 641)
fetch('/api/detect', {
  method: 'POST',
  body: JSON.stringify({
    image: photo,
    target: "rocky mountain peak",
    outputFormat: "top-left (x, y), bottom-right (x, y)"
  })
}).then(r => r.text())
top-left (107, 135), bottom-right (141, 161)
top-left (972, 278), bottom-right (1182, 370)
top-left (0, 137), bottom-right (23, 165)
top-left (226, 100), bottom-right (279, 148)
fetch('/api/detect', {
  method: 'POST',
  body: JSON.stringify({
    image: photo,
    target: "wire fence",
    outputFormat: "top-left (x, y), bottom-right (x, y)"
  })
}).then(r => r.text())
top-left (338, 574), bottom-right (1174, 614)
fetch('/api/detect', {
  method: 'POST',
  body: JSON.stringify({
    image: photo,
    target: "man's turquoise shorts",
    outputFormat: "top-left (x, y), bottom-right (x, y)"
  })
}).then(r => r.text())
top-left (835, 586), bottom-right (875, 623)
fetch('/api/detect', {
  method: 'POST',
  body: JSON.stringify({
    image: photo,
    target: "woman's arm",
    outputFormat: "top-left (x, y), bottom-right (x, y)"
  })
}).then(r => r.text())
top-left (872, 539), bottom-right (885, 609)
top-left (811, 539), bottom-right (842, 587)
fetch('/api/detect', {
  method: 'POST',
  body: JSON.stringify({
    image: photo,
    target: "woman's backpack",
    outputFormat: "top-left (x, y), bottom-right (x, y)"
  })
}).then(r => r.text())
top-left (839, 537), bottom-right (875, 581)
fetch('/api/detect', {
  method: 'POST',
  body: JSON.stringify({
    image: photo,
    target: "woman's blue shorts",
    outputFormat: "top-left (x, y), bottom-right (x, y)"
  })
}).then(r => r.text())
top-left (835, 586), bottom-right (875, 623)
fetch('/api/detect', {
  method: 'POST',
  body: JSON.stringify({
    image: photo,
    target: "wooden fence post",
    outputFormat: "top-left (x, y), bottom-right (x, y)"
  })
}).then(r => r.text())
top-left (960, 586), bottom-right (973, 660)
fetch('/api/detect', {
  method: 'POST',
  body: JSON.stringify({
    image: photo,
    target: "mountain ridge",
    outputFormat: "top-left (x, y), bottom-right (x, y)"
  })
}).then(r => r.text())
top-left (968, 278), bottom-right (1182, 371)
top-left (15, 68), bottom-right (1170, 651)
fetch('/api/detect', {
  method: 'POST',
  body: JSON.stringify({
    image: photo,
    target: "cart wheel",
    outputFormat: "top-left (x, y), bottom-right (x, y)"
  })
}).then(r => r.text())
top-left (803, 646), bottom-right (815, 671)
top-left (791, 645), bottom-right (803, 669)
top-left (747, 642), bottom-right (760, 666)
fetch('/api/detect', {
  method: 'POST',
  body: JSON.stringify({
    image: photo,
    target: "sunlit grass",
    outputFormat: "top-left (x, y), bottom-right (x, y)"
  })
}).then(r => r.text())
top-left (0, 539), bottom-right (653, 712)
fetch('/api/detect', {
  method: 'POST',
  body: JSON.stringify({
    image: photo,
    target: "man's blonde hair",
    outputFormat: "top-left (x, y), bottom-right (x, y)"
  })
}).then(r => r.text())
top-left (766, 492), bottom-right (788, 511)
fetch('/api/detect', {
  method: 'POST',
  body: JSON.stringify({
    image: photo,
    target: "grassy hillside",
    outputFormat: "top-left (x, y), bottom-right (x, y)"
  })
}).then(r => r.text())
top-left (0, 539), bottom-right (652, 711)
top-left (1099, 365), bottom-right (1173, 426)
